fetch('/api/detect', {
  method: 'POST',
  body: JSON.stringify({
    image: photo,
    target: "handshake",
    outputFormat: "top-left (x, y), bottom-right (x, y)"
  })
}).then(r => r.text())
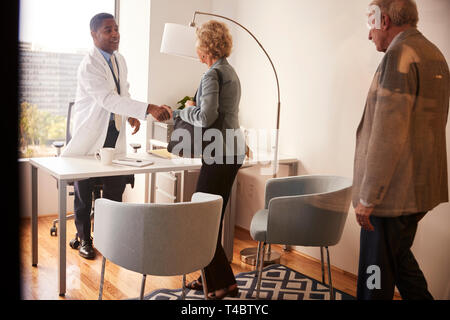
top-left (146, 104), bottom-right (173, 122)
top-left (147, 100), bottom-right (195, 122)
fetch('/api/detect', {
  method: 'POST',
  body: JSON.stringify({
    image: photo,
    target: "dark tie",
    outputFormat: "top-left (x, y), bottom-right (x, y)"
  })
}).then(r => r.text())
top-left (110, 54), bottom-right (122, 131)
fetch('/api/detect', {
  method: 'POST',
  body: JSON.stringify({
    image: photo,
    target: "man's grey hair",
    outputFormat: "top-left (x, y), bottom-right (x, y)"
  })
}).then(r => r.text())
top-left (371, 0), bottom-right (419, 27)
top-left (90, 13), bottom-right (115, 32)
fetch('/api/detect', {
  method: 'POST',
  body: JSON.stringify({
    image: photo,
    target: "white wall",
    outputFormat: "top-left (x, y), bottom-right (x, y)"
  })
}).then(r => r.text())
top-left (211, 0), bottom-right (450, 299)
top-left (118, 0), bottom-right (151, 153)
top-left (122, 0), bottom-right (212, 201)
top-left (117, 0), bottom-right (151, 203)
top-left (146, 0), bottom-right (212, 107)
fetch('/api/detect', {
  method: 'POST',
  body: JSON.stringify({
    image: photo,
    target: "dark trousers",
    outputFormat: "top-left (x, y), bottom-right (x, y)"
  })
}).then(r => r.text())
top-left (357, 212), bottom-right (433, 300)
top-left (74, 119), bottom-right (125, 241)
top-left (195, 157), bottom-right (242, 292)
top-left (74, 176), bottom-right (128, 241)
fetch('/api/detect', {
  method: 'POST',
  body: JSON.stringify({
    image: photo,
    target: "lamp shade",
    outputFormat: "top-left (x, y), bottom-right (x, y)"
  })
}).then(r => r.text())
top-left (160, 23), bottom-right (198, 60)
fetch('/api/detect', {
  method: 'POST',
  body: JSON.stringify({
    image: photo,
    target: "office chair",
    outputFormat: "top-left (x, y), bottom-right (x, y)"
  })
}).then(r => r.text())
top-left (250, 175), bottom-right (352, 300)
top-left (94, 193), bottom-right (223, 300)
top-left (50, 102), bottom-right (137, 250)
top-left (51, 102), bottom-right (78, 241)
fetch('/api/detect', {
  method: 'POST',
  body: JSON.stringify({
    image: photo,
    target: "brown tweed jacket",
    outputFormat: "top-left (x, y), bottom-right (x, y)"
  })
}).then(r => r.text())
top-left (353, 28), bottom-right (449, 217)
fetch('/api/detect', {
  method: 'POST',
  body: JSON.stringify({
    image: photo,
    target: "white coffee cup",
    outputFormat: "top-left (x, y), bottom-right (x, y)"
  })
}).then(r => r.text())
top-left (95, 148), bottom-right (115, 165)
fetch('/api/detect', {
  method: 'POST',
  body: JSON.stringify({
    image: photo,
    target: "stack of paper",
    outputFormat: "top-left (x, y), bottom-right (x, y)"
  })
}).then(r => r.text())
top-left (112, 157), bottom-right (154, 167)
top-left (148, 148), bottom-right (177, 159)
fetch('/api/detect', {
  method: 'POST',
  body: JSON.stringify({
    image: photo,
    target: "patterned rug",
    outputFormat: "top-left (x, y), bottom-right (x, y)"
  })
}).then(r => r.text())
top-left (144, 264), bottom-right (354, 300)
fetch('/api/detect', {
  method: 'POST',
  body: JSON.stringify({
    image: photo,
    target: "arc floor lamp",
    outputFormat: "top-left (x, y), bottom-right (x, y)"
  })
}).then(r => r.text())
top-left (160, 11), bottom-right (282, 265)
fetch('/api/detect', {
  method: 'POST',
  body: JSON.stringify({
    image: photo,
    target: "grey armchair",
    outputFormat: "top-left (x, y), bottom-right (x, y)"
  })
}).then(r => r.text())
top-left (250, 175), bottom-right (352, 299)
top-left (93, 192), bottom-right (223, 300)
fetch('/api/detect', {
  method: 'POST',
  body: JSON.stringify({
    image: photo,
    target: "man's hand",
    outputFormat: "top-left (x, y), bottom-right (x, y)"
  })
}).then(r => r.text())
top-left (128, 117), bottom-right (140, 135)
top-left (147, 104), bottom-right (170, 121)
top-left (355, 202), bottom-right (375, 231)
top-left (160, 105), bottom-right (173, 119)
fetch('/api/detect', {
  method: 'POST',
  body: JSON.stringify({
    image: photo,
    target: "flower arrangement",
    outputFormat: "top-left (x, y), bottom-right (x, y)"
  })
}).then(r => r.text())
top-left (176, 96), bottom-right (194, 110)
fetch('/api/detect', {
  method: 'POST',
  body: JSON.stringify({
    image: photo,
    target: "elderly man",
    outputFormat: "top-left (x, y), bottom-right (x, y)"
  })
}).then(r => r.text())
top-left (353, 0), bottom-right (449, 299)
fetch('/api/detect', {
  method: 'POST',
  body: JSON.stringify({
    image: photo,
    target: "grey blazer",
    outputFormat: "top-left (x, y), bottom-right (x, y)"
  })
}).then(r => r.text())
top-left (352, 28), bottom-right (449, 217)
top-left (177, 58), bottom-right (245, 158)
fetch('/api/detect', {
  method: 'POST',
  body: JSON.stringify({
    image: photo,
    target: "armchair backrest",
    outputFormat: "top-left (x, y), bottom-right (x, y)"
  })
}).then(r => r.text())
top-left (93, 192), bottom-right (223, 276)
top-left (265, 175), bottom-right (352, 247)
top-left (66, 101), bottom-right (74, 144)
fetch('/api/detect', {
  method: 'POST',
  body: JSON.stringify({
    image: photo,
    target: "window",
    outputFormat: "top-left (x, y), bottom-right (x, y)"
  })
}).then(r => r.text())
top-left (18, 0), bottom-right (116, 158)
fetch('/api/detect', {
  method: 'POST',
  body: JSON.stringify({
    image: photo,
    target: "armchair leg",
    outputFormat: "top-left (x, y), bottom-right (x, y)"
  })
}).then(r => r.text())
top-left (256, 242), bottom-right (266, 299)
top-left (98, 257), bottom-right (106, 300)
top-left (182, 274), bottom-right (186, 300)
top-left (140, 274), bottom-right (147, 300)
top-left (201, 269), bottom-right (209, 300)
top-left (254, 241), bottom-right (263, 275)
top-left (325, 246), bottom-right (334, 300)
top-left (320, 246), bottom-right (325, 284)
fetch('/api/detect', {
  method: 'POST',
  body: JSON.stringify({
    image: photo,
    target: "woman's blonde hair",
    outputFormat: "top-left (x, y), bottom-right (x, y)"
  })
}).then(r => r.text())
top-left (196, 20), bottom-right (233, 59)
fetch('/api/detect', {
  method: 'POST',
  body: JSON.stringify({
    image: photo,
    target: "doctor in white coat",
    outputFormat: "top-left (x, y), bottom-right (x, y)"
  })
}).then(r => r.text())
top-left (62, 13), bottom-right (170, 259)
top-left (62, 16), bottom-right (169, 156)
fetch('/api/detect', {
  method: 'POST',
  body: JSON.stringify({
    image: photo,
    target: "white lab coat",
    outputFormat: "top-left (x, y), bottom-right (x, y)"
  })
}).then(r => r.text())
top-left (62, 47), bottom-right (148, 157)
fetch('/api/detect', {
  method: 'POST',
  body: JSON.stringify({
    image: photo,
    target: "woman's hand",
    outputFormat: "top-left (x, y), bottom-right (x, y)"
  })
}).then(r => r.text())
top-left (185, 100), bottom-right (196, 108)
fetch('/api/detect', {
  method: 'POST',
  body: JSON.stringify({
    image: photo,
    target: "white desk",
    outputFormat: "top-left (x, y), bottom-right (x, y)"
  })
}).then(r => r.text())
top-left (29, 153), bottom-right (297, 296)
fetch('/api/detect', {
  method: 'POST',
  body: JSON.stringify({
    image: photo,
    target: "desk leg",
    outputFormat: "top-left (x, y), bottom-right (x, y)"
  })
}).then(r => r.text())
top-left (179, 170), bottom-right (187, 203)
top-left (31, 165), bottom-right (38, 267)
top-left (144, 173), bottom-right (149, 203)
top-left (58, 180), bottom-right (67, 296)
top-left (149, 173), bottom-right (156, 203)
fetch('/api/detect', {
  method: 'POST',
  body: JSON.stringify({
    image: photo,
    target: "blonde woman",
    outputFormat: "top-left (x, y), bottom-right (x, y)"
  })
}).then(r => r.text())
top-left (166, 20), bottom-right (245, 299)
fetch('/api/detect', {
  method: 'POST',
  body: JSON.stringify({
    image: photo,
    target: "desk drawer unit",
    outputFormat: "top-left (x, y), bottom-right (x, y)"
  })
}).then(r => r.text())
top-left (155, 187), bottom-right (177, 203)
top-left (155, 170), bottom-right (200, 203)
top-left (152, 121), bottom-right (174, 143)
top-left (156, 172), bottom-right (179, 196)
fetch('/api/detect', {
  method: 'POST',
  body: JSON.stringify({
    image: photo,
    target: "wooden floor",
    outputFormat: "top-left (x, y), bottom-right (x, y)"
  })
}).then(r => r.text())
top-left (20, 215), bottom-right (362, 300)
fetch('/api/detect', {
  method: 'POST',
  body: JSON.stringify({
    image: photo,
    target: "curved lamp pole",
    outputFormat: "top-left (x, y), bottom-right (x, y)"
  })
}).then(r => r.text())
top-left (190, 11), bottom-right (281, 179)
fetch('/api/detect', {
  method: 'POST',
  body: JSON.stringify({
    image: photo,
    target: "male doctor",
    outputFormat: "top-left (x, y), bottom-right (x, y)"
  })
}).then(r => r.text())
top-left (62, 13), bottom-right (170, 259)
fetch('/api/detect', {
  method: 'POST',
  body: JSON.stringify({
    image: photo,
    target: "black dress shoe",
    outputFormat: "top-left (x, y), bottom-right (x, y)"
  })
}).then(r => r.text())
top-left (186, 279), bottom-right (203, 291)
top-left (79, 239), bottom-right (96, 259)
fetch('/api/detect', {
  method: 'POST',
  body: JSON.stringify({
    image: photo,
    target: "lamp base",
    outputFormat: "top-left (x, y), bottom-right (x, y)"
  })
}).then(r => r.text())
top-left (240, 247), bottom-right (281, 266)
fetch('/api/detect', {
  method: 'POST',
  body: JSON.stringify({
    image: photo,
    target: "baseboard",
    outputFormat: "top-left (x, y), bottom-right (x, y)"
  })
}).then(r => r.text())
top-left (20, 212), bottom-right (74, 221)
